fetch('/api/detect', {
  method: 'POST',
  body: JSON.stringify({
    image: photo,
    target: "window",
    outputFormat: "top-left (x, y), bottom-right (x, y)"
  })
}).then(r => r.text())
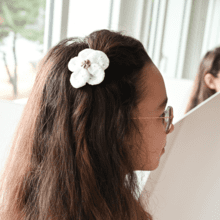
top-left (67, 0), bottom-right (112, 38)
top-left (0, 0), bottom-right (46, 101)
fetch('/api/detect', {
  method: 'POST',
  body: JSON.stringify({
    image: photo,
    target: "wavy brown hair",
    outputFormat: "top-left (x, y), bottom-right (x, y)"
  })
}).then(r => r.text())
top-left (185, 47), bottom-right (220, 113)
top-left (0, 29), bottom-right (153, 220)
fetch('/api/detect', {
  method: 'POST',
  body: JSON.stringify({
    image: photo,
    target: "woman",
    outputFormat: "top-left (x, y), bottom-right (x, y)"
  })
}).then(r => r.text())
top-left (185, 47), bottom-right (220, 114)
top-left (0, 29), bottom-right (174, 220)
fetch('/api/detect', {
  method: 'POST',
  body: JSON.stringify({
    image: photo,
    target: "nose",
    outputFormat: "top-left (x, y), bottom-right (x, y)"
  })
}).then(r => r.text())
top-left (166, 123), bottom-right (174, 134)
top-left (169, 124), bottom-right (174, 133)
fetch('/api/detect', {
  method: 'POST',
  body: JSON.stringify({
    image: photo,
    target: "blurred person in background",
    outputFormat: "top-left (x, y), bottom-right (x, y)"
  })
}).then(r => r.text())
top-left (185, 47), bottom-right (220, 114)
top-left (0, 29), bottom-right (174, 220)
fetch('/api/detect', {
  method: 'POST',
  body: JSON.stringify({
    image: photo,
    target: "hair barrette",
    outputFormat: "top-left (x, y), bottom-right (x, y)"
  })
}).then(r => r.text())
top-left (68, 48), bottom-right (109, 88)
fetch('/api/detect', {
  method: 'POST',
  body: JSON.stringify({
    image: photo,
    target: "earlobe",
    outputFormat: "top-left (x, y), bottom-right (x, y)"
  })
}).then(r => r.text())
top-left (204, 73), bottom-right (216, 90)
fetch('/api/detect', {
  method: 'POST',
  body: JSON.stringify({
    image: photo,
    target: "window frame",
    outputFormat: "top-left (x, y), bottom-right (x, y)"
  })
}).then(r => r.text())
top-left (43, 0), bottom-right (70, 54)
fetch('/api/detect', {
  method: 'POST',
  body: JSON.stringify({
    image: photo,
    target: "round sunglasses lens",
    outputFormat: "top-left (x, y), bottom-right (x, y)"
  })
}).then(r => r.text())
top-left (165, 107), bottom-right (171, 133)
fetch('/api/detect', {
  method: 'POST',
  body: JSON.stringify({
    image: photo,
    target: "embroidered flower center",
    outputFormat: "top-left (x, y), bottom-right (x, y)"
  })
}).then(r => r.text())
top-left (81, 59), bottom-right (91, 69)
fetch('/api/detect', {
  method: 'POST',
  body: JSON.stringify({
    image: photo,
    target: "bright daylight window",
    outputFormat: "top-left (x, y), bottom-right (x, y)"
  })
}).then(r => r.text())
top-left (0, 0), bottom-right (46, 101)
top-left (67, 0), bottom-right (112, 38)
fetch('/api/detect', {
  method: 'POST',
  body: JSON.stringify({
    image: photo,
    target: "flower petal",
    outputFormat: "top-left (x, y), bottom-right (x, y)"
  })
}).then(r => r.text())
top-left (88, 63), bottom-right (101, 76)
top-left (78, 48), bottom-right (95, 60)
top-left (88, 72), bottom-right (105, 85)
top-left (88, 51), bottom-right (109, 70)
top-left (70, 68), bottom-right (90, 88)
top-left (87, 64), bottom-right (105, 85)
top-left (68, 57), bottom-right (81, 72)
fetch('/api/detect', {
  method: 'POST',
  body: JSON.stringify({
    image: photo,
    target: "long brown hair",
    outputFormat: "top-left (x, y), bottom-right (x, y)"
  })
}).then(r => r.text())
top-left (185, 47), bottom-right (220, 113)
top-left (0, 29), bottom-right (153, 219)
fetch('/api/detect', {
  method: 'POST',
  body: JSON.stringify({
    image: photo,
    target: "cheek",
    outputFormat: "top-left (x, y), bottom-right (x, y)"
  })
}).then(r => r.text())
top-left (141, 122), bottom-right (166, 152)
top-left (132, 122), bottom-right (167, 170)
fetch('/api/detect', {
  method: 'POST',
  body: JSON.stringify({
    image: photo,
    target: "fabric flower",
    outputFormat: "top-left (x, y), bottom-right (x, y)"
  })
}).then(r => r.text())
top-left (68, 48), bottom-right (109, 88)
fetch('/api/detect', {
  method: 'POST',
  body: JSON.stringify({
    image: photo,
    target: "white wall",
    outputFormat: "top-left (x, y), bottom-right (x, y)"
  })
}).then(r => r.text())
top-left (0, 100), bottom-right (24, 173)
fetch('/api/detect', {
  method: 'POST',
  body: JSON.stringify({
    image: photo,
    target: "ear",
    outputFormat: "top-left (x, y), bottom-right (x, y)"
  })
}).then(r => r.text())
top-left (204, 73), bottom-right (216, 90)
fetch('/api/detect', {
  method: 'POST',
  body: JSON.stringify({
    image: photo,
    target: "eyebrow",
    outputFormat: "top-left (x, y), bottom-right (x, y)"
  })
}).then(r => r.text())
top-left (158, 97), bottom-right (168, 110)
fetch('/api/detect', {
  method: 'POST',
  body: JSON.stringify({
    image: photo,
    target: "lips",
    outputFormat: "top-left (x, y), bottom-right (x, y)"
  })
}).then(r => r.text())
top-left (161, 144), bottom-right (166, 153)
top-left (161, 143), bottom-right (166, 155)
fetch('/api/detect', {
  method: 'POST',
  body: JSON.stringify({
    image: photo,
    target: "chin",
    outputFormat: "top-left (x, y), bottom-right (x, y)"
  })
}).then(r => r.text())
top-left (140, 164), bottom-right (159, 171)
top-left (137, 159), bottom-right (161, 171)
top-left (148, 162), bottom-right (161, 171)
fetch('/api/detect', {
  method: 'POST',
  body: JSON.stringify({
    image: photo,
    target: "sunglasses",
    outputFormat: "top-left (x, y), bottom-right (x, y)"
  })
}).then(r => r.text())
top-left (133, 106), bottom-right (174, 134)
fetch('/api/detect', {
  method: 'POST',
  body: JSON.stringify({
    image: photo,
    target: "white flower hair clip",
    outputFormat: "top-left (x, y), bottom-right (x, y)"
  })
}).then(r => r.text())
top-left (68, 48), bottom-right (110, 88)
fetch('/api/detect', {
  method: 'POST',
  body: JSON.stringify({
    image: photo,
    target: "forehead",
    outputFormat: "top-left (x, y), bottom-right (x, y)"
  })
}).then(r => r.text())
top-left (137, 62), bottom-right (167, 116)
